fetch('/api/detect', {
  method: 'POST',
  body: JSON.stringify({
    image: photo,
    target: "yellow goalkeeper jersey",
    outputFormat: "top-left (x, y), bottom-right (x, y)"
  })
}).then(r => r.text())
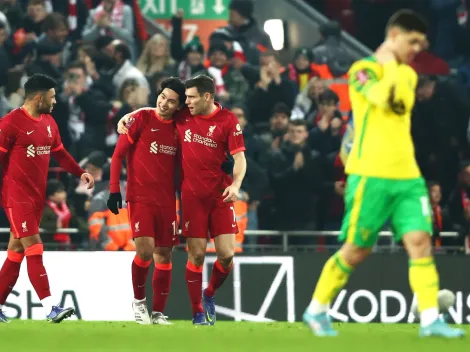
top-left (345, 56), bottom-right (420, 179)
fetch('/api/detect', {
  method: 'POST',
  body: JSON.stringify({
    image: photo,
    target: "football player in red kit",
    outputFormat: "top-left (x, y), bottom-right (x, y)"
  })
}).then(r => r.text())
top-left (108, 78), bottom-right (186, 325)
top-left (117, 75), bottom-right (246, 325)
top-left (0, 74), bottom-right (94, 323)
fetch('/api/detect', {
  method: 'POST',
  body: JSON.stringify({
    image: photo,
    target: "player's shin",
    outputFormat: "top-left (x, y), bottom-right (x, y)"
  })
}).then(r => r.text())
top-left (0, 250), bottom-right (24, 306)
top-left (152, 263), bottom-right (172, 313)
top-left (24, 244), bottom-right (54, 315)
top-left (205, 258), bottom-right (233, 297)
top-left (308, 252), bottom-right (353, 315)
top-left (132, 255), bottom-right (152, 301)
top-left (185, 261), bottom-right (204, 314)
top-left (409, 256), bottom-right (439, 326)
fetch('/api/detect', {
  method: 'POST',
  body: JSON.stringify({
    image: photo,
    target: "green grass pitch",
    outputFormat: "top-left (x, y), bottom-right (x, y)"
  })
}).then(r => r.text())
top-left (1, 321), bottom-right (468, 352)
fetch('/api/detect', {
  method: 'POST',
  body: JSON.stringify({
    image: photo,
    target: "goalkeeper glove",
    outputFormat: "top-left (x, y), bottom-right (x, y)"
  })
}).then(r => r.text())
top-left (107, 192), bottom-right (122, 215)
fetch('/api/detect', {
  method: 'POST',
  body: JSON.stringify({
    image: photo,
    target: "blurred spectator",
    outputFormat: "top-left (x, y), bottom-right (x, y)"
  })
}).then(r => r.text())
top-left (210, 0), bottom-right (272, 66)
top-left (312, 21), bottom-right (353, 77)
top-left (82, 150), bottom-right (108, 195)
top-left (170, 10), bottom-right (205, 80)
top-left (136, 33), bottom-right (175, 79)
top-left (428, 180), bottom-right (449, 248)
top-left (82, 0), bottom-right (135, 59)
top-left (196, 42), bottom-right (250, 106)
top-left (57, 61), bottom-right (112, 158)
top-left (88, 181), bottom-right (134, 251)
top-left (110, 40), bottom-right (149, 95)
top-left (410, 39), bottom-right (450, 75)
top-left (36, 13), bottom-right (72, 66)
top-left (27, 39), bottom-right (65, 84)
top-left (68, 150), bottom-right (108, 234)
top-left (41, 179), bottom-right (87, 247)
top-left (46, 0), bottom-right (89, 42)
top-left (446, 160), bottom-right (470, 251)
top-left (0, 0), bottom-right (24, 32)
top-left (285, 47), bottom-right (319, 92)
top-left (291, 77), bottom-right (327, 121)
top-left (22, 0), bottom-right (47, 37)
top-left (268, 120), bottom-right (323, 231)
top-left (247, 51), bottom-right (297, 125)
top-left (0, 21), bottom-right (12, 90)
top-left (413, 75), bottom-right (470, 195)
top-left (231, 104), bottom-right (261, 161)
top-left (257, 102), bottom-right (290, 167)
top-left (308, 90), bottom-right (345, 155)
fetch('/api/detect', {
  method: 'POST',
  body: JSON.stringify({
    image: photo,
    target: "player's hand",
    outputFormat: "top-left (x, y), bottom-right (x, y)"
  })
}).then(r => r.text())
top-left (334, 181), bottom-right (346, 196)
top-left (222, 184), bottom-right (239, 203)
top-left (221, 158), bottom-right (234, 175)
top-left (107, 192), bottom-right (122, 215)
top-left (293, 152), bottom-right (304, 170)
top-left (80, 173), bottom-right (95, 189)
top-left (117, 114), bottom-right (132, 134)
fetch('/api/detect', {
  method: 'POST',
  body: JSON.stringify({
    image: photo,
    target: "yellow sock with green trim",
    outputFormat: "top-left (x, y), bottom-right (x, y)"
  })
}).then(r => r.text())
top-left (307, 252), bottom-right (353, 315)
top-left (409, 257), bottom-right (439, 315)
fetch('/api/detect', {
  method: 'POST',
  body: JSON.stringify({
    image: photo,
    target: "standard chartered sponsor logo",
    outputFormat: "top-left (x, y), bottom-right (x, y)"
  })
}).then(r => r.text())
top-left (183, 129), bottom-right (217, 148)
top-left (150, 141), bottom-right (158, 154)
top-left (149, 142), bottom-right (176, 155)
top-left (26, 145), bottom-right (35, 157)
top-left (26, 145), bottom-right (51, 158)
top-left (184, 130), bottom-right (192, 142)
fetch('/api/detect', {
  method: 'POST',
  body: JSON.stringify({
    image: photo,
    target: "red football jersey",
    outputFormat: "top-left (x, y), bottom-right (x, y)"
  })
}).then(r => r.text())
top-left (0, 108), bottom-right (63, 209)
top-left (176, 104), bottom-right (246, 199)
top-left (122, 109), bottom-right (178, 206)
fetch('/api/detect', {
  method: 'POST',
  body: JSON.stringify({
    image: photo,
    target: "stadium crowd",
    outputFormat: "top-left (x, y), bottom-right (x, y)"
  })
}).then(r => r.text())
top-left (1, 0), bottom-right (470, 252)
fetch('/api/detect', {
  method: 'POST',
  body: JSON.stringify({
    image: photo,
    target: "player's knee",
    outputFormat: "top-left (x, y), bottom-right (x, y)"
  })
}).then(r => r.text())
top-left (404, 231), bottom-right (432, 258)
top-left (154, 247), bottom-right (172, 264)
top-left (189, 250), bottom-right (206, 267)
top-left (136, 247), bottom-right (153, 262)
top-left (340, 243), bottom-right (370, 267)
top-left (217, 254), bottom-right (234, 269)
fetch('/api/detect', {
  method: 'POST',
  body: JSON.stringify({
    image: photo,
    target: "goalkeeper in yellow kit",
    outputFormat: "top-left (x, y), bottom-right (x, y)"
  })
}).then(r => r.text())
top-left (303, 10), bottom-right (465, 338)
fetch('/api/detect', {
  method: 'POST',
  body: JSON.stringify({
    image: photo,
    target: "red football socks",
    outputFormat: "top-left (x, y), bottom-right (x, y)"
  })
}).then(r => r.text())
top-left (0, 250), bottom-right (24, 305)
top-left (152, 263), bottom-right (172, 313)
top-left (132, 255), bottom-right (151, 300)
top-left (205, 259), bottom-right (233, 297)
top-left (25, 244), bottom-right (51, 300)
top-left (185, 261), bottom-right (204, 314)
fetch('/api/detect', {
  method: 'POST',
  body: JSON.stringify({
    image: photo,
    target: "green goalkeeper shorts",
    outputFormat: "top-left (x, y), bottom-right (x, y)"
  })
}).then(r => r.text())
top-left (339, 175), bottom-right (433, 248)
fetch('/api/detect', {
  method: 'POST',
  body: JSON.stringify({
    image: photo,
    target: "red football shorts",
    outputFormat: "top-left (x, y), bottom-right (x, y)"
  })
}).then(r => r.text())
top-left (181, 194), bottom-right (239, 239)
top-left (5, 206), bottom-right (42, 239)
top-left (127, 202), bottom-right (179, 247)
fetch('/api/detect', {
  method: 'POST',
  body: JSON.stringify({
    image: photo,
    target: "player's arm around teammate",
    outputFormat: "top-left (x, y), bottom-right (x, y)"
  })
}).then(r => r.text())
top-left (108, 78), bottom-right (187, 325)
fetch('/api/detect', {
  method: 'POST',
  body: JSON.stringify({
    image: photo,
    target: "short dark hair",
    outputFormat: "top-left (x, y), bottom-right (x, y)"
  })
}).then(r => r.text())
top-left (114, 42), bottom-right (131, 61)
top-left (289, 119), bottom-right (308, 129)
top-left (66, 60), bottom-right (86, 73)
top-left (159, 77), bottom-right (186, 106)
top-left (427, 180), bottom-right (440, 189)
top-left (42, 13), bottom-right (68, 33)
top-left (24, 74), bottom-right (56, 98)
top-left (318, 89), bottom-right (339, 105)
top-left (271, 102), bottom-right (291, 117)
top-left (46, 179), bottom-right (65, 197)
top-left (386, 9), bottom-right (428, 34)
top-left (185, 75), bottom-right (215, 96)
top-left (28, 0), bottom-right (45, 6)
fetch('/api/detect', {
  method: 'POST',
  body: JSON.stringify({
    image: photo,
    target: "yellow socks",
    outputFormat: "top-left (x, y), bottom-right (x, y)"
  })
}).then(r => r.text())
top-left (307, 252), bottom-right (353, 315)
top-left (409, 256), bottom-right (439, 326)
